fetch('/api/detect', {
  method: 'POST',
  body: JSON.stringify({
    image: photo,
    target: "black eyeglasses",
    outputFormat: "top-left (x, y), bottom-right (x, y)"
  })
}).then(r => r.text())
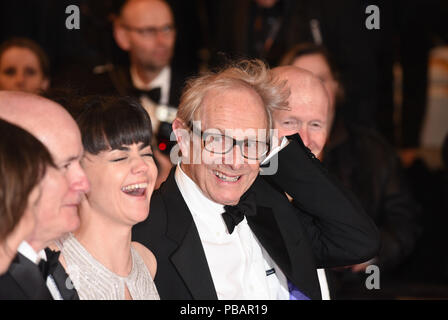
top-left (122, 24), bottom-right (175, 38)
top-left (191, 127), bottom-right (270, 160)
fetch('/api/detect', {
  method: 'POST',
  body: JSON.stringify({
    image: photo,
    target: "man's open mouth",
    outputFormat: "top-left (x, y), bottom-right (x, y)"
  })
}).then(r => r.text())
top-left (213, 170), bottom-right (241, 182)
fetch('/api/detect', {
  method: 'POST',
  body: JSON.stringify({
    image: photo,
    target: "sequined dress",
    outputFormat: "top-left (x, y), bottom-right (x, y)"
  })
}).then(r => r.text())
top-left (57, 233), bottom-right (160, 300)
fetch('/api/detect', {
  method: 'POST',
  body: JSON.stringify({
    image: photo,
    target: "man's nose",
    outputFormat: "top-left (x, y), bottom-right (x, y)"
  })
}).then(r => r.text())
top-left (225, 144), bottom-right (245, 170)
top-left (298, 128), bottom-right (310, 149)
top-left (69, 163), bottom-right (90, 194)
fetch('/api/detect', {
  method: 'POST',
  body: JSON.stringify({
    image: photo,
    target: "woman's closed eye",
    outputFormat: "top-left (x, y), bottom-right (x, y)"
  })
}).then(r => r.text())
top-left (141, 153), bottom-right (154, 158)
top-left (110, 153), bottom-right (153, 162)
top-left (110, 156), bottom-right (127, 162)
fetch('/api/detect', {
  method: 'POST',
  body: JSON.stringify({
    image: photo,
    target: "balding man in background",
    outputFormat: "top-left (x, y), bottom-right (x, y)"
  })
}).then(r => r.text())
top-left (88, 0), bottom-right (193, 187)
top-left (0, 91), bottom-right (89, 300)
top-left (271, 66), bottom-right (333, 159)
top-left (270, 66), bottom-right (335, 299)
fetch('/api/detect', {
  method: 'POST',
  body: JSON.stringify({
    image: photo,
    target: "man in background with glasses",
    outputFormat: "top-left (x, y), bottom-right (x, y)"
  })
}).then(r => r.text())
top-left (89, 0), bottom-right (192, 187)
top-left (133, 59), bottom-right (379, 300)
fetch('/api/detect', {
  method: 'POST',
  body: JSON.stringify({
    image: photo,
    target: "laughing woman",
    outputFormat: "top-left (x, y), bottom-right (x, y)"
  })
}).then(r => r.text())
top-left (56, 96), bottom-right (160, 300)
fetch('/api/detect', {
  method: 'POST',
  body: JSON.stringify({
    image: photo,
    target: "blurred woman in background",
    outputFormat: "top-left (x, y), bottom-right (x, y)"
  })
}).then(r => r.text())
top-left (0, 37), bottom-right (50, 94)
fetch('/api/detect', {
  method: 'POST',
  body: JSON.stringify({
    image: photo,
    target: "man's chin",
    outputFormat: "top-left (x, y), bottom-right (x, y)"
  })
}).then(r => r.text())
top-left (209, 191), bottom-right (241, 206)
top-left (61, 207), bottom-right (81, 232)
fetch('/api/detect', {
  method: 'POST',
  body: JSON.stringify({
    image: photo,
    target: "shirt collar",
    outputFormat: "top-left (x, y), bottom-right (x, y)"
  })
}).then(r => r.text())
top-left (261, 136), bottom-right (289, 165)
top-left (130, 65), bottom-right (171, 105)
top-left (174, 164), bottom-right (225, 219)
top-left (17, 241), bottom-right (47, 265)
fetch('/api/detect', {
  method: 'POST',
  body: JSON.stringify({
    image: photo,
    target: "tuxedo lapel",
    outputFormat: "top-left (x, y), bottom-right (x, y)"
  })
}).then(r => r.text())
top-left (161, 170), bottom-right (218, 300)
top-left (8, 253), bottom-right (52, 300)
top-left (246, 206), bottom-right (293, 280)
top-left (170, 226), bottom-right (218, 300)
top-left (51, 263), bottom-right (79, 300)
top-left (249, 176), bottom-right (322, 299)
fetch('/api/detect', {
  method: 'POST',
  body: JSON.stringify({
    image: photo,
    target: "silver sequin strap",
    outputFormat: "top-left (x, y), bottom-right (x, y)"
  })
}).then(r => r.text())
top-left (59, 233), bottom-right (159, 300)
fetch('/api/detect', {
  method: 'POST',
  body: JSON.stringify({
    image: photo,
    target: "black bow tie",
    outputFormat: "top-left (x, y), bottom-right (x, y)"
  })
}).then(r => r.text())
top-left (134, 87), bottom-right (161, 104)
top-left (222, 191), bottom-right (257, 234)
top-left (38, 248), bottom-right (61, 280)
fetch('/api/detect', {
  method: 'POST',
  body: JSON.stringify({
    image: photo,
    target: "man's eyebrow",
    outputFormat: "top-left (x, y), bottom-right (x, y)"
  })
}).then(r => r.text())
top-left (58, 155), bottom-right (81, 167)
top-left (69, 154), bottom-right (83, 161)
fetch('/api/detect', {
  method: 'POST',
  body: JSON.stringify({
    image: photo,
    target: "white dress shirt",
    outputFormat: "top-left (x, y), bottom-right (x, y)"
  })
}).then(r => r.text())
top-left (175, 165), bottom-right (289, 300)
top-left (17, 241), bottom-right (63, 300)
top-left (131, 65), bottom-right (176, 134)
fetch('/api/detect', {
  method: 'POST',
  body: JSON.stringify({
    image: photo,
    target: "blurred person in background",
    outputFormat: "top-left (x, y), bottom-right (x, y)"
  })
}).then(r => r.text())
top-left (89, 0), bottom-right (195, 188)
top-left (0, 37), bottom-right (50, 94)
top-left (209, 0), bottom-right (377, 134)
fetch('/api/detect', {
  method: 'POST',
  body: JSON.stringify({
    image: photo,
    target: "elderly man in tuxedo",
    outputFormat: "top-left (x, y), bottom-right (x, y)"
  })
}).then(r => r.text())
top-left (133, 59), bottom-right (379, 300)
top-left (0, 91), bottom-right (90, 300)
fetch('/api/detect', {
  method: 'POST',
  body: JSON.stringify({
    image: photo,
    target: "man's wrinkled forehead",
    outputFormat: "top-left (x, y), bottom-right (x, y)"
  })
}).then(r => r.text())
top-left (199, 86), bottom-right (268, 124)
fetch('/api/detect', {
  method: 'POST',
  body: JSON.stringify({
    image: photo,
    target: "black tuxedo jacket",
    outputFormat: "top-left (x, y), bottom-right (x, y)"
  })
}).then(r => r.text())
top-left (133, 134), bottom-right (379, 300)
top-left (0, 253), bottom-right (52, 300)
top-left (0, 252), bottom-right (79, 300)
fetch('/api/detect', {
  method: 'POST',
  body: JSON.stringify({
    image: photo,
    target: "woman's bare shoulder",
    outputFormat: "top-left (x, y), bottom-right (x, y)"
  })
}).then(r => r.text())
top-left (131, 241), bottom-right (157, 279)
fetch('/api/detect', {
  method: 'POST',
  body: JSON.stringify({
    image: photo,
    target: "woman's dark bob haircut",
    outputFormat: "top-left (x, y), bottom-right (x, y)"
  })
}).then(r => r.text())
top-left (76, 96), bottom-right (153, 154)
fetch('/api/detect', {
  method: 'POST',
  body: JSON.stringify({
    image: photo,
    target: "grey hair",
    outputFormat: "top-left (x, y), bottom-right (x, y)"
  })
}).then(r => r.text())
top-left (177, 59), bottom-right (290, 130)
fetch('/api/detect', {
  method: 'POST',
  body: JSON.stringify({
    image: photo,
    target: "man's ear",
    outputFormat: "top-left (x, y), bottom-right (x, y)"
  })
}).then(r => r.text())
top-left (113, 18), bottom-right (131, 51)
top-left (172, 118), bottom-right (191, 158)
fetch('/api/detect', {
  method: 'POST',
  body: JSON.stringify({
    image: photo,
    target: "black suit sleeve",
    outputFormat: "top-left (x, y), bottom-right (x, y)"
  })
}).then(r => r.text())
top-left (264, 134), bottom-right (380, 268)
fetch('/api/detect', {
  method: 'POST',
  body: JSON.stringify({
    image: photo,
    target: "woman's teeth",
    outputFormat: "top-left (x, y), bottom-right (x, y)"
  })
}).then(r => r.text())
top-left (214, 171), bottom-right (240, 182)
top-left (121, 183), bottom-right (148, 196)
